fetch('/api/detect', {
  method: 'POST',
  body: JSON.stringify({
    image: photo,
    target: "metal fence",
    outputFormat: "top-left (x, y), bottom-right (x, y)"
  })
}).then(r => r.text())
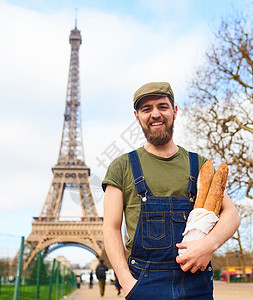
top-left (0, 234), bottom-right (77, 300)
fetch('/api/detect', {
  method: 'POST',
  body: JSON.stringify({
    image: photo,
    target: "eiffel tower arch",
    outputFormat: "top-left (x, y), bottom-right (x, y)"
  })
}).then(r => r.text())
top-left (23, 23), bottom-right (103, 270)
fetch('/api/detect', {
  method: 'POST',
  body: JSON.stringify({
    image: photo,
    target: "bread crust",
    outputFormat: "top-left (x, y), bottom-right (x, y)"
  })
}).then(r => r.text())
top-left (203, 163), bottom-right (228, 215)
top-left (194, 160), bottom-right (214, 209)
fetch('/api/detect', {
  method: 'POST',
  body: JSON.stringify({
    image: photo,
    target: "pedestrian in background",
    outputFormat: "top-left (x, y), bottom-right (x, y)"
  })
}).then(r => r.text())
top-left (76, 275), bottom-right (81, 289)
top-left (114, 274), bottom-right (122, 296)
top-left (89, 270), bottom-right (93, 289)
top-left (95, 259), bottom-right (108, 297)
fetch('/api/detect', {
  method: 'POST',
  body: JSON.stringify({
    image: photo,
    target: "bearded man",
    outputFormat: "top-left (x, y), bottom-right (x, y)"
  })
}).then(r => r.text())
top-left (102, 82), bottom-right (239, 300)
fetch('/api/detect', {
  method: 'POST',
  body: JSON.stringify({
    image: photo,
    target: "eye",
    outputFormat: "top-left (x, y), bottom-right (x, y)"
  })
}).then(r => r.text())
top-left (141, 107), bottom-right (151, 112)
top-left (159, 105), bottom-right (169, 110)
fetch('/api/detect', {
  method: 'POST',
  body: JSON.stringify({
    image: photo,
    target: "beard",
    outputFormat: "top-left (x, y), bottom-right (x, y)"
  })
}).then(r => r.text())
top-left (141, 117), bottom-right (175, 146)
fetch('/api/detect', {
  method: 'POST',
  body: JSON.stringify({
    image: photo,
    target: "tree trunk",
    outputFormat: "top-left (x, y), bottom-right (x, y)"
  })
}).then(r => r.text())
top-left (237, 230), bottom-right (247, 281)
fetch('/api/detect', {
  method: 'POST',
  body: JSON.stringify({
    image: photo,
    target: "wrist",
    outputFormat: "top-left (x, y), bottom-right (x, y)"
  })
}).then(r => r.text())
top-left (204, 234), bottom-right (220, 253)
top-left (118, 270), bottom-right (133, 288)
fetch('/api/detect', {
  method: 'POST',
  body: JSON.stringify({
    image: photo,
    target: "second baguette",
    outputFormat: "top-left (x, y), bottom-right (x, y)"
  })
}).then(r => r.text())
top-left (203, 163), bottom-right (228, 214)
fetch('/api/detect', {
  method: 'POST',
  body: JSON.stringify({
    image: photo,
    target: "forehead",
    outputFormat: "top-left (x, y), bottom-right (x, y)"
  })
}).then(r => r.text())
top-left (138, 95), bottom-right (171, 108)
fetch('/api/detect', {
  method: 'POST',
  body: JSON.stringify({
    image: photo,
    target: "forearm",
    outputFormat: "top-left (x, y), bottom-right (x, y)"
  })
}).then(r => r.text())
top-left (103, 224), bottom-right (132, 287)
top-left (203, 198), bottom-right (240, 252)
top-left (103, 185), bottom-right (136, 295)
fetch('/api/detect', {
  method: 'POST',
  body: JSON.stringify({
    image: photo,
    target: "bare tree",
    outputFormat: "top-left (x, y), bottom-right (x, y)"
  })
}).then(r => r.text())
top-left (232, 202), bottom-right (253, 280)
top-left (183, 10), bottom-right (253, 275)
top-left (184, 11), bottom-right (253, 200)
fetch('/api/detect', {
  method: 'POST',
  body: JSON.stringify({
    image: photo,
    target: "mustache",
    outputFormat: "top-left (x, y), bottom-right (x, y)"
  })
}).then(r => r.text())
top-left (147, 117), bottom-right (167, 126)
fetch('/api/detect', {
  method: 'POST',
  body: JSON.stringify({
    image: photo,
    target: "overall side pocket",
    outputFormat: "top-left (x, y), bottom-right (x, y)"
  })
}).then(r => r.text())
top-left (201, 265), bottom-right (214, 292)
top-left (125, 265), bottom-right (145, 300)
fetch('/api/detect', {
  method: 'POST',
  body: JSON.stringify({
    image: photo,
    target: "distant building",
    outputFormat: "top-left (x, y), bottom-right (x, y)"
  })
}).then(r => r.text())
top-left (70, 263), bottom-right (81, 270)
top-left (56, 256), bottom-right (71, 268)
top-left (90, 258), bottom-right (100, 271)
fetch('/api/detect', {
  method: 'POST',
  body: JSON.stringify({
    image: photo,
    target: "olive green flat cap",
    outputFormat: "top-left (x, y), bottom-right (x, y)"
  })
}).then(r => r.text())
top-left (133, 82), bottom-right (174, 109)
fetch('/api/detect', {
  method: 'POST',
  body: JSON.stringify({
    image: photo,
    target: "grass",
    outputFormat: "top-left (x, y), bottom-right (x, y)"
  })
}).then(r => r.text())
top-left (0, 284), bottom-right (76, 299)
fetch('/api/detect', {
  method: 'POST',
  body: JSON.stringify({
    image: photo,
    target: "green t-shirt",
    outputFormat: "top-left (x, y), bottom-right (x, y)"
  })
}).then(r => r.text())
top-left (102, 146), bottom-right (207, 251)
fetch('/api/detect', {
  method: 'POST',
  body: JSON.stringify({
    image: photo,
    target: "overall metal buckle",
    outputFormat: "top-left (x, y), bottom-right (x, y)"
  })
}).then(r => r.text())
top-left (134, 175), bottom-right (145, 184)
top-left (137, 191), bottom-right (147, 202)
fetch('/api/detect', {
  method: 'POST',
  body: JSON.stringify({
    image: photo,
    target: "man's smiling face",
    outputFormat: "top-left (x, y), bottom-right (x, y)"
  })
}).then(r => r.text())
top-left (134, 95), bottom-right (178, 146)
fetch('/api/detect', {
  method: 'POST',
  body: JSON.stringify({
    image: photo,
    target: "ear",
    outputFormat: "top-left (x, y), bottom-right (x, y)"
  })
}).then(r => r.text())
top-left (134, 110), bottom-right (140, 124)
top-left (173, 105), bottom-right (178, 120)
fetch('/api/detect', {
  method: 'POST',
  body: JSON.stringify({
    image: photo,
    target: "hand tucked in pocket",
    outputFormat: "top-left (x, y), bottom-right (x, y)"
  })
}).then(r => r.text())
top-left (121, 274), bottom-right (138, 297)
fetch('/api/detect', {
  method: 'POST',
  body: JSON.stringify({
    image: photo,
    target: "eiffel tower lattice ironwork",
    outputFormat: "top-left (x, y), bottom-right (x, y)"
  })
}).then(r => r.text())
top-left (23, 24), bottom-right (103, 269)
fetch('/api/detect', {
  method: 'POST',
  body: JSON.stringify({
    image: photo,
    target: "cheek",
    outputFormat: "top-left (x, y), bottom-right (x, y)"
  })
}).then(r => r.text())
top-left (137, 114), bottom-right (148, 126)
top-left (138, 118), bottom-right (145, 127)
top-left (166, 112), bottom-right (174, 122)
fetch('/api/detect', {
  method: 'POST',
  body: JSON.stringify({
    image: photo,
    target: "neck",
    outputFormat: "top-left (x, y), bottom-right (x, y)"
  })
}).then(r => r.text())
top-left (144, 140), bottom-right (179, 158)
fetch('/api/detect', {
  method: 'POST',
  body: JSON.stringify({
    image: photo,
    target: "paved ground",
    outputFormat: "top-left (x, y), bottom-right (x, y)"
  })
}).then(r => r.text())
top-left (64, 282), bottom-right (253, 300)
top-left (213, 282), bottom-right (253, 300)
top-left (64, 284), bottom-right (122, 300)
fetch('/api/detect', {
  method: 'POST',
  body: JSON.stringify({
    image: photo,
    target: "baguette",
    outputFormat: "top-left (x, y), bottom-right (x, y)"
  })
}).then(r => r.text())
top-left (203, 163), bottom-right (228, 215)
top-left (194, 160), bottom-right (214, 209)
top-left (214, 197), bottom-right (222, 216)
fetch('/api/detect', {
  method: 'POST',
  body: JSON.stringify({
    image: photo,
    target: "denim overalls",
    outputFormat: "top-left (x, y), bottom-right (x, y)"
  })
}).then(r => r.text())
top-left (125, 150), bottom-right (213, 300)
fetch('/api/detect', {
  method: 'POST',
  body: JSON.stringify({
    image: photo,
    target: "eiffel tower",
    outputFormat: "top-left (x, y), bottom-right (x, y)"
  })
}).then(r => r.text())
top-left (23, 23), bottom-right (103, 270)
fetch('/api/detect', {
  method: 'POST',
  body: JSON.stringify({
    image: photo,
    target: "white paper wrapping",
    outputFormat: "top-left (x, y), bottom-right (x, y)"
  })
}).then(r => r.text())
top-left (178, 208), bottom-right (219, 256)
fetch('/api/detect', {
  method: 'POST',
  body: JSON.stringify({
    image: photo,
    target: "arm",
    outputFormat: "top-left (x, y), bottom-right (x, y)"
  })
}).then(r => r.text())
top-left (176, 191), bottom-right (240, 273)
top-left (103, 184), bottom-right (137, 296)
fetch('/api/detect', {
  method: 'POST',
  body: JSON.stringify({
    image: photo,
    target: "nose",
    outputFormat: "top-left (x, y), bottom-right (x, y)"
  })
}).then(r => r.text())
top-left (151, 107), bottom-right (161, 118)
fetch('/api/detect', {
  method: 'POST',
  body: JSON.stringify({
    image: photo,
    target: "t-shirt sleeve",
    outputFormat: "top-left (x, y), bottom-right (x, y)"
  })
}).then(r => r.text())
top-left (102, 154), bottom-right (128, 192)
top-left (198, 154), bottom-right (208, 170)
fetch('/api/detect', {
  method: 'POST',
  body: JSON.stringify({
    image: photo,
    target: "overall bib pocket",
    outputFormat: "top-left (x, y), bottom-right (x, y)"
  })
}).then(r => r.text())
top-left (170, 211), bottom-right (189, 245)
top-left (142, 212), bottom-right (172, 249)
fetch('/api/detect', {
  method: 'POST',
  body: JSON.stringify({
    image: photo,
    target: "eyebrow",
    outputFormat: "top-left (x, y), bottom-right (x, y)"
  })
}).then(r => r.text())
top-left (140, 102), bottom-right (170, 109)
top-left (157, 102), bottom-right (170, 106)
top-left (140, 104), bottom-right (151, 109)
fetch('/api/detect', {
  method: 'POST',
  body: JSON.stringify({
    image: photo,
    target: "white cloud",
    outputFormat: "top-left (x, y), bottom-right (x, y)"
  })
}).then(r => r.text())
top-left (0, 2), bottom-right (208, 123)
top-left (0, 117), bottom-right (58, 212)
top-left (0, 3), bottom-right (70, 104)
top-left (80, 9), bottom-right (207, 111)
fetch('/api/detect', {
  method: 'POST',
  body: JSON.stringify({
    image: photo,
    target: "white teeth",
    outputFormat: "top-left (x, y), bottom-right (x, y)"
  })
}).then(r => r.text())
top-left (151, 122), bottom-right (163, 126)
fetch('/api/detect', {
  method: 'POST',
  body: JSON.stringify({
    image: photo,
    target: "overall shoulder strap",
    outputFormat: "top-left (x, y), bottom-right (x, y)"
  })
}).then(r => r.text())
top-left (128, 150), bottom-right (147, 197)
top-left (187, 151), bottom-right (199, 199)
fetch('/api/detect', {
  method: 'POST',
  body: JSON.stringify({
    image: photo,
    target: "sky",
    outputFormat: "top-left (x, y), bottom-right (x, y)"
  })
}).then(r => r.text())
top-left (0, 0), bottom-right (250, 267)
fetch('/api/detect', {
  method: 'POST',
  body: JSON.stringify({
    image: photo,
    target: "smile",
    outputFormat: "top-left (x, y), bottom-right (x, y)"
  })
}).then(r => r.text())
top-left (150, 122), bottom-right (164, 127)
